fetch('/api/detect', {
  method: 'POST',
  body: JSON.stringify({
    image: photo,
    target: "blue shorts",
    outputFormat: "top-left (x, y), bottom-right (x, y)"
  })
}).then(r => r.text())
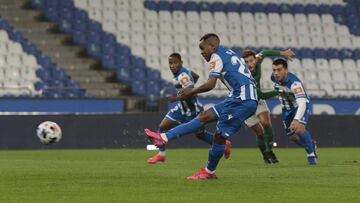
top-left (210, 97), bottom-right (257, 138)
top-left (282, 104), bottom-right (311, 136)
top-left (166, 104), bottom-right (203, 124)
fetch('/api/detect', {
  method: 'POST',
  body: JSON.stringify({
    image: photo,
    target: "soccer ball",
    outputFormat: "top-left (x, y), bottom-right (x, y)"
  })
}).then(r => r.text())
top-left (36, 121), bottom-right (62, 145)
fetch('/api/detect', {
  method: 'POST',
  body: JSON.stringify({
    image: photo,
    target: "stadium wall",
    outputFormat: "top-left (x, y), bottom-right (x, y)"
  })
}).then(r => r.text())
top-left (0, 113), bottom-right (358, 149)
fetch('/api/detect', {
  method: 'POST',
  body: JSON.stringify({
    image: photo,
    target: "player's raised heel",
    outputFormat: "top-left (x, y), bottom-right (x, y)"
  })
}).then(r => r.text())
top-left (187, 168), bottom-right (218, 180)
top-left (224, 140), bottom-right (231, 159)
top-left (307, 156), bottom-right (317, 165)
top-left (144, 129), bottom-right (166, 148)
top-left (147, 154), bottom-right (166, 164)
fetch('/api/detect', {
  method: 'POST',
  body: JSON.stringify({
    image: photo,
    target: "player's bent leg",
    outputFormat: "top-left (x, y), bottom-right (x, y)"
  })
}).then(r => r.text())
top-left (293, 124), bottom-right (317, 165)
top-left (194, 129), bottom-right (213, 145)
top-left (258, 111), bottom-right (275, 152)
top-left (187, 133), bottom-right (225, 180)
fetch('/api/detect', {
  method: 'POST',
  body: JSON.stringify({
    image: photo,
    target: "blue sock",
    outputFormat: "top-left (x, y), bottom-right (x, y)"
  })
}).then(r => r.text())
top-left (298, 130), bottom-right (314, 154)
top-left (206, 143), bottom-right (225, 172)
top-left (165, 118), bottom-right (203, 141)
top-left (198, 130), bottom-right (213, 145)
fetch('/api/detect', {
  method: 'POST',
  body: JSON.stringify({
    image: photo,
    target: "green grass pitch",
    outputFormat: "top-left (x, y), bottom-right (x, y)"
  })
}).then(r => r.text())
top-left (0, 148), bottom-right (359, 203)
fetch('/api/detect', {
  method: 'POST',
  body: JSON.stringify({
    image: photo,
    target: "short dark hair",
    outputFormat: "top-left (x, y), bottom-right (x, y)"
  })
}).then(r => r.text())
top-left (272, 57), bottom-right (288, 69)
top-left (169, 52), bottom-right (182, 61)
top-left (242, 49), bottom-right (256, 58)
top-left (200, 33), bottom-right (220, 42)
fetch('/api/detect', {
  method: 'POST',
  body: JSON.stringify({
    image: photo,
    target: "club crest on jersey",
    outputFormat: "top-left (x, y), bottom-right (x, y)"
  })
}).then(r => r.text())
top-left (294, 87), bottom-right (304, 94)
top-left (209, 61), bottom-right (216, 71)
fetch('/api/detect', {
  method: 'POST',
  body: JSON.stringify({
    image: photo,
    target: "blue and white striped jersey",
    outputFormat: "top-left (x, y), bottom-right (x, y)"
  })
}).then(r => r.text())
top-left (173, 67), bottom-right (202, 116)
top-left (208, 46), bottom-right (257, 101)
top-left (271, 72), bottom-right (310, 111)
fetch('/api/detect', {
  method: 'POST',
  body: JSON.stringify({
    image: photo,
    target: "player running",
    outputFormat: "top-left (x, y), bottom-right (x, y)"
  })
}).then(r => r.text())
top-left (242, 49), bottom-right (295, 164)
top-left (146, 52), bottom-right (230, 164)
top-left (145, 33), bottom-right (258, 179)
top-left (271, 58), bottom-right (318, 165)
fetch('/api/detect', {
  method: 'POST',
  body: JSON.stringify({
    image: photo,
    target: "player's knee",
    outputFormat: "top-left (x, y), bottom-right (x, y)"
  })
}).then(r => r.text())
top-left (214, 133), bottom-right (226, 145)
top-left (197, 111), bottom-right (212, 123)
top-left (194, 130), bottom-right (205, 140)
top-left (260, 120), bottom-right (271, 129)
top-left (295, 128), bottom-right (306, 136)
top-left (288, 135), bottom-right (298, 141)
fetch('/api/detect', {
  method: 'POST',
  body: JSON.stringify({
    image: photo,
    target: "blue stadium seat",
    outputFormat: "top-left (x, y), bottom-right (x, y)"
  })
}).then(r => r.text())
top-left (65, 80), bottom-right (80, 88)
top-left (147, 80), bottom-right (161, 95)
top-left (353, 49), bottom-right (360, 59)
top-left (102, 43), bottom-right (116, 56)
top-left (253, 3), bottom-right (265, 13)
top-left (327, 49), bottom-right (340, 59)
top-left (115, 55), bottom-right (131, 68)
top-left (74, 10), bottom-right (88, 20)
top-left (132, 67), bottom-right (146, 81)
top-left (60, 8), bottom-right (73, 20)
top-left (59, 19), bottom-right (72, 33)
top-left (73, 30), bottom-right (87, 45)
top-left (314, 48), bottom-right (327, 59)
top-left (147, 69), bottom-right (161, 81)
top-left (37, 55), bottom-right (53, 68)
top-left (238, 3), bottom-right (252, 12)
top-left (34, 80), bottom-right (50, 91)
top-left (265, 3), bottom-right (279, 13)
top-left (292, 4), bottom-right (305, 14)
top-left (225, 2), bottom-right (238, 13)
top-left (116, 67), bottom-right (132, 83)
top-left (305, 4), bottom-right (318, 14)
top-left (88, 21), bottom-right (102, 33)
top-left (59, 0), bottom-right (74, 8)
top-left (340, 49), bottom-right (353, 59)
top-left (102, 54), bottom-right (117, 69)
top-left (87, 31), bottom-right (101, 43)
top-left (331, 5), bottom-right (344, 15)
top-left (299, 48), bottom-right (313, 59)
top-left (52, 68), bottom-right (68, 80)
top-left (171, 1), bottom-right (184, 11)
top-left (158, 1), bottom-right (171, 11)
top-left (46, 0), bottom-right (59, 8)
top-left (318, 4), bottom-right (330, 14)
top-left (44, 7), bottom-right (59, 22)
top-left (144, 1), bottom-right (157, 10)
top-left (184, 1), bottom-right (198, 11)
top-left (87, 43), bottom-right (102, 59)
top-left (116, 44), bottom-right (131, 57)
top-left (131, 80), bottom-right (146, 96)
top-left (210, 2), bottom-right (225, 12)
top-left (199, 2), bottom-right (211, 11)
top-left (132, 57), bottom-right (146, 69)
top-left (279, 3), bottom-right (292, 13)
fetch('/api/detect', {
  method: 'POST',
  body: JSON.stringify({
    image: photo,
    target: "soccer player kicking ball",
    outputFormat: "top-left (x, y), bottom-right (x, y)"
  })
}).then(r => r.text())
top-left (147, 52), bottom-right (231, 164)
top-left (145, 33), bottom-right (258, 180)
top-left (242, 49), bottom-right (295, 164)
top-left (271, 58), bottom-right (317, 165)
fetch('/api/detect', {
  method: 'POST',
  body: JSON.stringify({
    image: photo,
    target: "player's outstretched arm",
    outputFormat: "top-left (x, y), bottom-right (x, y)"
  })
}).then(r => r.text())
top-left (179, 77), bottom-right (217, 100)
top-left (257, 49), bottom-right (295, 61)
